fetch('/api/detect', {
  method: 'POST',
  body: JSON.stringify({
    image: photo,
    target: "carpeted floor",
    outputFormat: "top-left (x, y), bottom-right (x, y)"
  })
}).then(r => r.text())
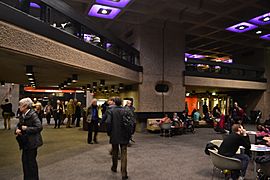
top-left (0, 118), bottom-right (257, 180)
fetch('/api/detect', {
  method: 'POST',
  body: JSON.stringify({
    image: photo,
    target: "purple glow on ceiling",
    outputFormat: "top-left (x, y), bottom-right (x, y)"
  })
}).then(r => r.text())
top-left (185, 53), bottom-right (205, 59)
top-left (18, 0), bottom-right (40, 8)
top-left (225, 22), bottom-right (257, 33)
top-left (88, 4), bottom-right (121, 19)
top-left (30, 2), bottom-right (40, 8)
top-left (260, 34), bottom-right (270, 40)
top-left (249, 12), bottom-right (270, 25)
top-left (96, 0), bottom-right (131, 8)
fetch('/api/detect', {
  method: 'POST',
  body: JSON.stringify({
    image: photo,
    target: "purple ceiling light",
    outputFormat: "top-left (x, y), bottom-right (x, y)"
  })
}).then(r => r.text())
top-left (226, 22), bottom-right (257, 33)
top-left (185, 53), bottom-right (205, 59)
top-left (88, 4), bottom-right (121, 19)
top-left (96, 0), bottom-right (131, 8)
top-left (249, 12), bottom-right (270, 25)
top-left (260, 34), bottom-right (270, 40)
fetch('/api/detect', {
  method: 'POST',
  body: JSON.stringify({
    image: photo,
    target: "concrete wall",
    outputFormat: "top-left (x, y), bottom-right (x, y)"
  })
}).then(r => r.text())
top-left (136, 22), bottom-right (185, 113)
top-left (0, 21), bottom-right (140, 83)
top-left (185, 76), bottom-right (267, 90)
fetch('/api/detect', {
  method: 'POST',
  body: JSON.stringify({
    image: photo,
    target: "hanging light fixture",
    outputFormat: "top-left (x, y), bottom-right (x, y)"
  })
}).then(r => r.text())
top-left (72, 74), bottom-right (78, 83)
top-left (1, 81), bottom-right (5, 87)
top-left (100, 79), bottom-right (105, 87)
top-left (119, 83), bottom-right (124, 90)
top-left (93, 82), bottom-right (97, 88)
top-left (28, 75), bottom-right (35, 81)
top-left (26, 65), bottom-right (33, 76)
top-left (67, 78), bottom-right (72, 86)
top-left (87, 84), bottom-right (91, 90)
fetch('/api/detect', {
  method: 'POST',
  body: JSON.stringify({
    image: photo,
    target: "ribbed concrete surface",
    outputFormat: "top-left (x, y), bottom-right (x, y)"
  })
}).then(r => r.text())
top-left (0, 119), bottom-right (256, 180)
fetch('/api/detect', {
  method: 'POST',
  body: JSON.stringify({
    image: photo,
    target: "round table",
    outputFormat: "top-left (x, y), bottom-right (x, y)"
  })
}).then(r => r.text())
top-left (250, 144), bottom-right (270, 179)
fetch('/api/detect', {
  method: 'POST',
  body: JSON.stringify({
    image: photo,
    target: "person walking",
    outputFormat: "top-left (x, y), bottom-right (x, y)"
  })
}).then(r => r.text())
top-left (75, 102), bottom-right (82, 127)
top-left (106, 97), bottom-right (130, 180)
top-left (54, 100), bottom-right (64, 128)
top-left (15, 98), bottom-right (43, 180)
top-left (1, 99), bottom-right (12, 130)
top-left (66, 99), bottom-right (75, 128)
top-left (86, 99), bottom-right (99, 144)
top-left (44, 102), bottom-right (53, 125)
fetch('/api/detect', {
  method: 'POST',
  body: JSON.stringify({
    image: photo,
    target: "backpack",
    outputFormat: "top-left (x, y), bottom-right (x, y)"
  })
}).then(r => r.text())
top-left (121, 107), bottom-right (135, 139)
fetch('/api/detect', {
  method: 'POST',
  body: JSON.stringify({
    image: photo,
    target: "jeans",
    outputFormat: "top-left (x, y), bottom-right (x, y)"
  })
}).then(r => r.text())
top-left (22, 148), bottom-right (39, 180)
top-left (54, 113), bottom-right (62, 128)
top-left (112, 144), bottom-right (128, 177)
top-left (232, 154), bottom-right (250, 178)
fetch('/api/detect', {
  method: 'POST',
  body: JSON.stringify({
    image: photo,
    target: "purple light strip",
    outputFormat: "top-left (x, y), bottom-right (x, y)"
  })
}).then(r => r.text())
top-left (88, 4), bottom-right (121, 19)
top-left (260, 34), bottom-right (270, 40)
top-left (226, 22), bottom-right (257, 33)
top-left (249, 12), bottom-right (270, 25)
top-left (96, 0), bottom-right (131, 8)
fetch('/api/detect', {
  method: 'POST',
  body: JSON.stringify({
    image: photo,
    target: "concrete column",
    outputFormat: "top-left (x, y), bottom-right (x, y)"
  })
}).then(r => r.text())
top-left (136, 22), bottom-right (185, 113)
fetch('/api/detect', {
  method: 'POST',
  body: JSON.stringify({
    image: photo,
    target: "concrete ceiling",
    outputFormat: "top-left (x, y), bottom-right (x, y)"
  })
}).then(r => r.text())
top-left (63, 0), bottom-right (270, 57)
top-left (0, 48), bottom-right (135, 88)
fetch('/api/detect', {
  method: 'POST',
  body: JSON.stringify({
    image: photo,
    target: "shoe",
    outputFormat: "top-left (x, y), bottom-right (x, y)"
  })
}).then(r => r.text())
top-left (122, 176), bottom-right (128, 179)
top-left (88, 142), bottom-right (93, 144)
top-left (111, 167), bottom-right (117, 173)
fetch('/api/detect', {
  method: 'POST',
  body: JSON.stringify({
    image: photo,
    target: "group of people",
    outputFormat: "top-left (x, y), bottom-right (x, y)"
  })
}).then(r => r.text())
top-left (14, 96), bottom-right (135, 180)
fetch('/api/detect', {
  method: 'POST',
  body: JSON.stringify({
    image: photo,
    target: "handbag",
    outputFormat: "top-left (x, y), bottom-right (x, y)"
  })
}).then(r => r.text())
top-left (86, 114), bottom-right (92, 123)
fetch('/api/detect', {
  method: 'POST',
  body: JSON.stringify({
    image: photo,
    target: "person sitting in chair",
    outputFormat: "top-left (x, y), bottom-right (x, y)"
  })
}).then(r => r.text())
top-left (159, 114), bottom-right (172, 125)
top-left (218, 124), bottom-right (251, 180)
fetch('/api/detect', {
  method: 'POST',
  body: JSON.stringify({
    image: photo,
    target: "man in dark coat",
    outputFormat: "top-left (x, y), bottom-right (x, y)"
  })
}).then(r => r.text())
top-left (106, 97), bottom-right (129, 180)
top-left (86, 99), bottom-right (99, 144)
top-left (15, 98), bottom-right (43, 180)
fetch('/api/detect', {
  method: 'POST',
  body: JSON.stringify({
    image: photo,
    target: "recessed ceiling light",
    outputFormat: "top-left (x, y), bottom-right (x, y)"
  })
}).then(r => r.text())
top-left (249, 12), bottom-right (270, 25)
top-left (226, 22), bottom-right (257, 33)
top-left (101, 9), bottom-right (108, 14)
top-left (263, 17), bottom-right (270, 22)
top-left (256, 30), bottom-right (262, 34)
top-left (88, 4), bottom-right (121, 19)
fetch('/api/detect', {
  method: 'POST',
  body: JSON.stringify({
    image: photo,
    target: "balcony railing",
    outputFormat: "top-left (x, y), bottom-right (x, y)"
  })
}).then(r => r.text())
top-left (0, 0), bottom-right (142, 72)
top-left (184, 59), bottom-right (266, 82)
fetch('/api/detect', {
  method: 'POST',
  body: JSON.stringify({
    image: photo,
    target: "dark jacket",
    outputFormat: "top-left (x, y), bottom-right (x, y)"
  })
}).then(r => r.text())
top-left (218, 133), bottom-right (251, 157)
top-left (1, 102), bottom-right (12, 113)
top-left (86, 105), bottom-right (99, 123)
top-left (16, 109), bottom-right (43, 150)
top-left (106, 106), bottom-right (129, 145)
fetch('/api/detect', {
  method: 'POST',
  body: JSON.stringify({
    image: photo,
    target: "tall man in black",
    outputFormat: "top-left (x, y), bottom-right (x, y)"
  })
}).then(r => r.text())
top-left (15, 98), bottom-right (43, 180)
top-left (106, 97), bottom-right (129, 180)
top-left (218, 124), bottom-right (251, 180)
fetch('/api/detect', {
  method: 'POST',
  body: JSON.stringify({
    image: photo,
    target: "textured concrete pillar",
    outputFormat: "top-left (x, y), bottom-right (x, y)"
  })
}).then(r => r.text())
top-left (137, 22), bottom-right (185, 112)
top-left (0, 83), bottom-right (19, 114)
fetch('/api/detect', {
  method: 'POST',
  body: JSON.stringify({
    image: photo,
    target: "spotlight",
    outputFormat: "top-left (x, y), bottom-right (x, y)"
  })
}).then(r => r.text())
top-left (87, 84), bottom-right (91, 90)
top-left (72, 74), bottom-right (78, 83)
top-left (100, 80), bottom-right (105, 87)
top-left (104, 86), bottom-right (108, 92)
top-left (26, 65), bottom-right (33, 76)
top-left (1, 81), bottom-right (5, 87)
top-left (63, 81), bottom-right (67, 87)
top-left (93, 82), bottom-right (97, 88)
top-left (111, 85), bottom-right (115, 90)
top-left (256, 30), bottom-right (262, 34)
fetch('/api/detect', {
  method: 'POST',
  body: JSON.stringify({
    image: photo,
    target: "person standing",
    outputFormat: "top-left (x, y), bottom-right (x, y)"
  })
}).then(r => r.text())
top-left (75, 102), bottom-right (82, 127)
top-left (54, 100), bottom-right (64, 129)
top-left (44, 102), bottom-right (53, 125)
top-left (72, 99), bottom-right (78, 125)
top-left (218, 124), bottom-right (251, 180)
top-left (1, 99), bottom-right (12, 130)
top-left (66, 99), bottom-right (75, 128)
top-left (106, 97), bottom-right (129, 180)
top-left (86, 99), bottom-right (99, 144)
top-left (15, 98), bottom-right (43, 180)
